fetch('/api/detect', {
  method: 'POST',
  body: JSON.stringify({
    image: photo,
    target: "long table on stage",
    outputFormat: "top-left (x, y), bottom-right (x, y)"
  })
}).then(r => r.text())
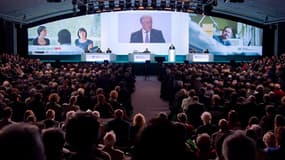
top-left (82, 53), bottom-right (116, 62)
top-left (186, 53), bottom-right (214, 62)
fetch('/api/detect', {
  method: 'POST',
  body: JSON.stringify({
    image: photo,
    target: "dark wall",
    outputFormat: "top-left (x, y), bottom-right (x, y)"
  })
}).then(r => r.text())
top-left (0, 19), bottom-right (15, 54)
top-left (16, 25), bottom-right (28, 57)
top-left (277, 22), bottom-right (285, 55)
top-left (262, 24), bottom-right (276, 57)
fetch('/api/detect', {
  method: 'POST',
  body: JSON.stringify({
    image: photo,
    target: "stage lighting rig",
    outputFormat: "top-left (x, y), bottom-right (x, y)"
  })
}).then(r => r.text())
top-left (224, 0), bottom-right (244, 2)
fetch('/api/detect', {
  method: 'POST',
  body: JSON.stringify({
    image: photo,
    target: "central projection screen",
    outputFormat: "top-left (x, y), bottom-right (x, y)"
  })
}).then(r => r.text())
top-left (28, 10), bottom-right (263, 58)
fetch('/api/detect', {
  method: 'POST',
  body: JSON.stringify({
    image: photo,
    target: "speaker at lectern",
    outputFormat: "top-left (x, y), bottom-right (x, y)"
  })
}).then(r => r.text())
top-left (168, 44), bottom-right (176, 62)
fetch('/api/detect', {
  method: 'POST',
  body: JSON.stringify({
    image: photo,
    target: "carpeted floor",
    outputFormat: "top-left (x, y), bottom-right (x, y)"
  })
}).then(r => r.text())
top-left (131, 76), bottom-right (170, 121)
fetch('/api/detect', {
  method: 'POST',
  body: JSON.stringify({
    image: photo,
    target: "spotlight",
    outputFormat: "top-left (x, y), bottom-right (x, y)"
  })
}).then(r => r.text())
top-left (170, 0), bottom-right (176, 10)
top-left (126, 0), bottom-right (132, 9)
top-left (98, 0), bottom-right (104, 11)
top-left (135, 0), bottom-right (140, 8)
top-left (160, 0), bottom-right (166, 9)
top-left (109, 0), bottom-right (115, 9)
top-left (142, 0), bottom-right (148, 8)
top-left (224, 0), bottom-right (244, 2)
top-left (183, 0), bottom-right (190, 11)
top-left (119, 0), bottom-right (124, 9)
top-left (151, 0), bottom-right (157, 9)
top-left (87, 3), bottom-right (95, 13)
top-left (176, 0), bottom-right (182, 11)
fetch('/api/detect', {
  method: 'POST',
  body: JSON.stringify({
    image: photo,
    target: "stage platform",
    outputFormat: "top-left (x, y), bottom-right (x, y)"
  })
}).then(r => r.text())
top-left (30, 53), bottom-right (260, 63)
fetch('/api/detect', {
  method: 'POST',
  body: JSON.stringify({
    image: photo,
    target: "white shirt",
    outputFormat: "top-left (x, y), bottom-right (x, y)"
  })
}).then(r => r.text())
top-left (142, 29), bottom-right (151, 43)
top-left (181, 97), bottom-right (193, 111)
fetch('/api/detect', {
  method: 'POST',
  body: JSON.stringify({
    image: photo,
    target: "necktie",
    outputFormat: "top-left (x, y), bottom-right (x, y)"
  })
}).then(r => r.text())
top-left (145, 31), bottom-right (149, 43)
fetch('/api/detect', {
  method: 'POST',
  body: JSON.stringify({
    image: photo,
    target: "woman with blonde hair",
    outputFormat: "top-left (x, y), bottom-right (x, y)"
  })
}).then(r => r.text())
top-left (130, 113), bottom-right (146, 145)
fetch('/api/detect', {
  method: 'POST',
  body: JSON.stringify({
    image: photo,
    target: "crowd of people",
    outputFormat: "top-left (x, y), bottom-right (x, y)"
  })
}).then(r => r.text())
top-left (1, 53), bottom-right (285, 160)
top-left (159, 54), bottom-right (285, 159)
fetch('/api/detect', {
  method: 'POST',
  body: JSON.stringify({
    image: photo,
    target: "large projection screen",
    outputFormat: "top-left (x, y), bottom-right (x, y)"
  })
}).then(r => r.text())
top-left (28, 11), bottom-right (263, 59)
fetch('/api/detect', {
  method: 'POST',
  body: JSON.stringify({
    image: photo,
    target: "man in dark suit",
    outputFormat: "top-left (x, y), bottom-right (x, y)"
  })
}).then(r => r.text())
top-left (130, 15), bottom-right (165, 43)
top-left (105, 109), bottom-right (130, 149)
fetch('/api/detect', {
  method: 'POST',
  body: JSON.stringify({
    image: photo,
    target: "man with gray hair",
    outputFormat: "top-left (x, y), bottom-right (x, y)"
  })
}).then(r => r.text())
top-left (222, 131), bottom-right (256, 160)
top-left (130, 15), bottom-right (165, 43)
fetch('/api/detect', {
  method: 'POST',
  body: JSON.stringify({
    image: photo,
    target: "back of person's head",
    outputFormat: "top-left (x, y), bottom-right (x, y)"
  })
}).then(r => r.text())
top-left (192, 95), bottom-right (199, 102)
top-left (135, 118), bottom-right (186, 160)
top-left (215, 132), bottom-right (232, 160)
top-left (114, 109), bottom-right (124, 119)
top-left (65, 110), bottom-right (76, 121)
top-left (189, 89), bottom-right (196, 97)
top-left (96, 88), bottom-right (104, 95)
top-left (103, 130), bottom-right (116, 148)
top-left (212, 94), bottom-right (221, 105)
top-left (133, 113), bottom-right (146, 127)
top-left (24, 110), bottom-right (36, 122)
top-left (196, 133), bottom-right (211, 152)
top-left (275, 114), bottom-right (285, 128)
top-left (46, 109), bottom-right (55, 120)
top-left (228, 110), bottom-right (239, 123)
top-left (42, 128), bottom-right (65, 160)
top-left (69, 96), bottom-right (77, 105)
top-left (222, 131), bottom-right (256, 160)
top-left (92, 110), bottom-right (101, 119)
top-left (58, 29), bottom-right (71, 45)
top-left (97, 94), bottom-right (106, 104)
top-left (77, 88), bottom-right (85, 96)
top-left (281, 96), bottom-right (285, 105)
top-left (156, 112), bottom-right (168, 120)
top-left (3, 106), bottom-right (13, 119)
top-left (109, 90), bottom-right (118, 99)
top-left (201, 111), bottom-right (212, 124)
top-left (177, 112), bottom-right (188, 123)
top-left (219, 119), bottom-right (228, 131)
top-left (48, 93), bottom-right (60, 103)
top-left (263, 131), bottom-right (276, 148)
top-left (275, 126), bottom-right (285, 147)
top-left (265, 105), bottom-right (275, 116)
top-left (0, 123), bottom-right (45, 160)
top-left (248, 116), bottom-right (259, 126)
top-left (65, 112), bottom-right (99, 152)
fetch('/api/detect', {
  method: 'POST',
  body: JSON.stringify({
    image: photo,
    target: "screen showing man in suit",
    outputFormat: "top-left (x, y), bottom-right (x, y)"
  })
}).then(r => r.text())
top-left (130, 15), bottom-right (165, 43)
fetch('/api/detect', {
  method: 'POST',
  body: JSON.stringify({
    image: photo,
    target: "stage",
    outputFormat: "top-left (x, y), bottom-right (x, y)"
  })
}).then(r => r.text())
top-left (30, 53), bottom-right (260, 63)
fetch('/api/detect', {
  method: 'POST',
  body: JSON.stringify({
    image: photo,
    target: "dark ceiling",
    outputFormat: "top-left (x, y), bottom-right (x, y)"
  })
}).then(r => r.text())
top-left (0, 0), bottom-right (284, 25)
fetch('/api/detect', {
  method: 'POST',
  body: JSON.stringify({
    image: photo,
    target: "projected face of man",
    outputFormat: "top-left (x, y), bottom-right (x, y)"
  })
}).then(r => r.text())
top-left (140, 16), bottom-right (152, 32)
top-left (222, 27), bottom-right (232, 40)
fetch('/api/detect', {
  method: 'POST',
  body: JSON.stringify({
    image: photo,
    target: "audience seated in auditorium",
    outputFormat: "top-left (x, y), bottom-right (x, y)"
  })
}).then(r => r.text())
top-left (196, 133), bottom-right (216, 160)
top-left (0, 107), bottom-right (15, 129)
top-left (42, 109), bottom-right (59, 129)
top-left (94, 94), bottom-right (113, 118)
top-left (3, 53), bottom-right (285, 160)
top-left (222, 131), bottom-right (256, 160)
top-left (105, 109), bottom-right (131, 150)
top-left (196, 111), bottom-right (218, 136)
top-left (0, 123), bottom-right (45, 160)
top-left (184, 95), bottom-right (205, 128)
top-left (102, 131), bottom-right (125, 160)
top-left (42, 128), bottom-right (68, 160)
top-left (130, 113), bottom-right (146, 146)
top-left (133, 117), bottom-right (189, 160)
top-left (46, 93), bottom-right (62, 121)
top-left (267, 126), bottom-right (285, 160)
top-left (65, 112), bottom-right (111, 160)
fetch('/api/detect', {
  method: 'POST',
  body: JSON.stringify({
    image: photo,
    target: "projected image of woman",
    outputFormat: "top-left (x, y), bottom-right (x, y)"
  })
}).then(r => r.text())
top-left (33, 26), bottom-right (50, 46)
top-left (75, 28), bottom-right (93, 53)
